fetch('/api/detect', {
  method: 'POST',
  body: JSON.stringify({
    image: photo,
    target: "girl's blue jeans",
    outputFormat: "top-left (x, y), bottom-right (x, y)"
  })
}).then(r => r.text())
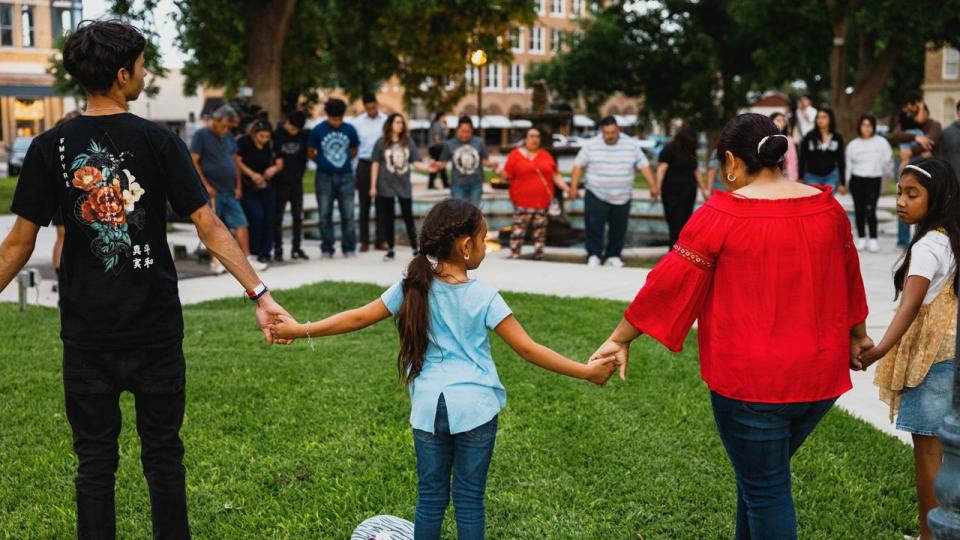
top-left (413, 394), bottom-right (497, 540)
top-left (710, 391), bottom-right (836, 540)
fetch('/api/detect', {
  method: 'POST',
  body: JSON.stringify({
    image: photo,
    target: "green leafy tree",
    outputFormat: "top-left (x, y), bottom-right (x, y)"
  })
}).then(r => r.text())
top-left (48, 3), bottom-right (168, 104)
top-left (530, 0), bottom-right (769, 144)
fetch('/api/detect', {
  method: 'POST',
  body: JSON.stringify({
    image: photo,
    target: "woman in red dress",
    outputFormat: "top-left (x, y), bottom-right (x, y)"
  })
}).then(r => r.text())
top-left (592, 114), bottom-right (871, 540)
top-left (499, 127), bottom-right (570, 259)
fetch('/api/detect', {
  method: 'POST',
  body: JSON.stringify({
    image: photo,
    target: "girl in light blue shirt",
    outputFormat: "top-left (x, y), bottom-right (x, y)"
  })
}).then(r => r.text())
top-left (271, 198), bottom-right (616, 540)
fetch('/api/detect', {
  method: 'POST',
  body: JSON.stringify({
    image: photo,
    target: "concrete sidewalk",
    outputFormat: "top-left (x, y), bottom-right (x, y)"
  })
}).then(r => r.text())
top-left (0, 190), bottom-right (914, 444)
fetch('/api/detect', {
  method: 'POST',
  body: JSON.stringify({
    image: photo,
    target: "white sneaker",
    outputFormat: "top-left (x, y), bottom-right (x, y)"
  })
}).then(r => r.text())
top-left (867, 238), bottom-right (880, 253)
top-left (247, 255), bottom-right (268, 271)
top-left (855, 237), bottom-right (867, 251)
top-left (209, 259), bottom-right (226, 275)
top-left (587, 255), bottom-right (601, 266)
top-left (604, 257), bottom-right (625, 268)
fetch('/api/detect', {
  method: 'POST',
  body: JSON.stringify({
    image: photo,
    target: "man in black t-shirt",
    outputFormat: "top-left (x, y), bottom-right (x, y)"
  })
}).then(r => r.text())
top-left (272, 111), bottom-right (310, 261)
top-left (0, 21), bottom-right (291, 539)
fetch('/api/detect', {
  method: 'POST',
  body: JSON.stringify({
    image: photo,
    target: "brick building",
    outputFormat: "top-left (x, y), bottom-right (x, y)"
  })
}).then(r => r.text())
top-left (0, 0), bottom-right (81, 144)
top-left (922, 45), bottom-right (960, 127)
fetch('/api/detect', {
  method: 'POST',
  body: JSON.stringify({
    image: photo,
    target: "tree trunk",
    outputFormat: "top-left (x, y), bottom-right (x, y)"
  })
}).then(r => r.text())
top-left (827, 7), bottom-right (904, 139)
top-left (244, 0), bottom-right (297, 122)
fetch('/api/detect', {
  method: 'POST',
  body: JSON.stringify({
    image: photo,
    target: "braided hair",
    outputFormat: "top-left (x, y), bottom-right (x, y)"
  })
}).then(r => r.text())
top-left (397, 199), bottom-right (484, 386)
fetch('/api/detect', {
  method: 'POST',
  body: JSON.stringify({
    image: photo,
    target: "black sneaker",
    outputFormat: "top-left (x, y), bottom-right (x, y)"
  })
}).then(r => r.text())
top-left (257, 254), bottom-right (272, 264)
top-left (291, 249), bottom-right (309, 260)
top-left (273, 252), bottom-right (284, 263)
top-left (383, 250), bottom-right (395, 261)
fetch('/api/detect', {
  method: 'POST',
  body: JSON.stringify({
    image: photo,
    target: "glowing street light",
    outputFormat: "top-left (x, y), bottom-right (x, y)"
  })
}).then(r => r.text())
top-left (470, 48), bottom-right (487, 137)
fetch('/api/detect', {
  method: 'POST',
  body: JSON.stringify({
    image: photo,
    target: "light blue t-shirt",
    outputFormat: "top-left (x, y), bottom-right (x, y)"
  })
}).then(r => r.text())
top-left (381, 278), bottom-right (513, 434)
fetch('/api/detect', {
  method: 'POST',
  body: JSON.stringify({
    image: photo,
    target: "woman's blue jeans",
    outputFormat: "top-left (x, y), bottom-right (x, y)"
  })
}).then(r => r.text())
top-left (412, 395), bottom-right (497, 540)
top-left (710, 391), bottom-right (836, 540)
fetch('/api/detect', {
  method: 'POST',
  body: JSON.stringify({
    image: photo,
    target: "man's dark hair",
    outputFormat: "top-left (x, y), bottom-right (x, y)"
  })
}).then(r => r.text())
top-left (62, 20), bottom-right (146, 95)
top-left (457, 115), bottom-right (473, 128)
top-left (955, 100), bottom-right (960, 114)
top-left (324, 98), bottom-right (347, 118)
top-left (902, 89), bottom-right (924, 107)
top-left (362, 93), bottom-right (377, 105)
top-left (286, 111), bottom-right (306, 129)
top-left (598, 116), bottom-right (618, 128)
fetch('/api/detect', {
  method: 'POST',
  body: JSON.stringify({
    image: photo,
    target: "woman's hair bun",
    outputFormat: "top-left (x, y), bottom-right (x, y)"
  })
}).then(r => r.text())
top-left (757, 134), bottom-right (788, 167)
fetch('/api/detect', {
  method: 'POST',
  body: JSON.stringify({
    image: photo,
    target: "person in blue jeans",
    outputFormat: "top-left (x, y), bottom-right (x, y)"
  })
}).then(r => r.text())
top-left (433, 116), bottom-right (496, 209)
top-left (236, 119), bottom-right (282, 263)
top-left (270, 199), bottom-right (616, 540)
top-left (308, 98), bottom-right (360, 257)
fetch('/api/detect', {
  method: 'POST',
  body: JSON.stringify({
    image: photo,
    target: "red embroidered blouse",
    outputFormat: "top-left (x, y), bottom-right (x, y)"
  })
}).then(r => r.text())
top-left (624, 187), bottom-right (868, 403)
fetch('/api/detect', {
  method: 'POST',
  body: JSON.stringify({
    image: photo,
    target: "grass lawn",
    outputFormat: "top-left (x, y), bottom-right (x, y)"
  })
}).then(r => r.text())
top-left (0, 176), bottom-right (16, 214)
top-left (0, 283), bottom-right (917, 538)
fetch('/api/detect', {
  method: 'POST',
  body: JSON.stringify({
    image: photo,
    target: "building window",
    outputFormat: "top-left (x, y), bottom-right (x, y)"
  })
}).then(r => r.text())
top-left (551, 0), bottom-right (565, 16)
top-left (465, 66), bottom-right (479, 87)
top-left (508, 64), bottom-right (524, 91)
top-left (534, 0), bottom-right (544, 15)
top-left (0, 5), bottom-right (12, 47)
top-left (551, 29), bottom-right (562, 52)
top-left (20, 5), bottom-right (33, 48)
top-left (571, 0), bottom-right (585, 16)
top-left (944, 48), bottom-right (960, 80)
top-left (53, 6), bottom-right (82, 38)
top-left (509, 27), bottom-right (523, 52)
top-left (484, 64), bottom-right (500, 90)
top-left (529, 26), bottom-right (544, 54)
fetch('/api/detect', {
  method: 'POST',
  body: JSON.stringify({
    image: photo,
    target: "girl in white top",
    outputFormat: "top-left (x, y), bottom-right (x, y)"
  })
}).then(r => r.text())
top-left (845, 114), bottom-right (893, 252)
top-left (856, 158), bottom-right (960, 540)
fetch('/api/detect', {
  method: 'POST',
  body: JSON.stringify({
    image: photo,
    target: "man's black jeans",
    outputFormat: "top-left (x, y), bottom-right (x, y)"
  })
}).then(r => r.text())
top-left (63, 341), bottom-right (189, 540)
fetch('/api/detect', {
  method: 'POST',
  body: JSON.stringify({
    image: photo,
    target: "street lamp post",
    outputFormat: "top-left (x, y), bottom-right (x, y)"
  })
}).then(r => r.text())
top-left (929, 320), bottom-right (960, 539)
top-left (470, 48), bottom-right (487, 139)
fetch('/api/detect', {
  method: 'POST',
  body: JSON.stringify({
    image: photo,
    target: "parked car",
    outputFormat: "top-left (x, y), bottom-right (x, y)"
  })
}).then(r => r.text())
top-left (8, 136), bottom-right (33, 176)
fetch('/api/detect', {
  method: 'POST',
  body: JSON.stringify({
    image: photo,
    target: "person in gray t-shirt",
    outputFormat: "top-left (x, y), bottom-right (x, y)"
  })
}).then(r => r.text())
top-left (432, 116), bottom-right (496, 208)
top-left (370, 113), bottom-right (429, 260)
top-left (937, 101), bottom-right (960, 180)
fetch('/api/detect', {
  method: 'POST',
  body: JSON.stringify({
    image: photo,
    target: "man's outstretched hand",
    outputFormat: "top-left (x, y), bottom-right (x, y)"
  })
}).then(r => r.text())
top-left (256, 293), bottom-right (294, 345)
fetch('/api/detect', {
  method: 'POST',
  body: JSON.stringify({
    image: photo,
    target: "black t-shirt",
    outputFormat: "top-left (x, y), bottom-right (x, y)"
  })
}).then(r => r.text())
top-left (272, 127), bottom-right (309, 185)
top-left (659, 143), bottom-right (698, 184)
top-left (237, 135), bottom-right (275, 193)
top-left (11, 113), bottom-right (209, 349)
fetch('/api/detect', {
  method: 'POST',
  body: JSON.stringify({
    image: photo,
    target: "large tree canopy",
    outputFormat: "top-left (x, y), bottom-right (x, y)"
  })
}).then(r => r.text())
top-left (533, 0), bottom-right (960, 139)
top-left (51, 1), bottom-right (536, 121)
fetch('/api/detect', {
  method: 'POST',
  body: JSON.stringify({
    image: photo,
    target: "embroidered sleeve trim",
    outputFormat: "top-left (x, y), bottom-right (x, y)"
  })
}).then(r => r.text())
top-left (673, 243), bottom-right (714, 270)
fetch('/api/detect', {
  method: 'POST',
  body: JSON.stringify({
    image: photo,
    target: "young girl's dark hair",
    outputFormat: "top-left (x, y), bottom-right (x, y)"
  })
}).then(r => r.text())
top-left (397, 199), bottom-right (483, 385)
top-left (893, 158), bottom-right (960, 299)
top-left (715, 113), bottom-right (786, 174)
top-left (382, 113), bottom-right (408, 144)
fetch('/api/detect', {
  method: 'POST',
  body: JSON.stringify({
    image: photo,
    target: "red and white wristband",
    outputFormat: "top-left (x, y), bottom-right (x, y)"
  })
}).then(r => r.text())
top-left (246, 282), bottom-right (269, 301)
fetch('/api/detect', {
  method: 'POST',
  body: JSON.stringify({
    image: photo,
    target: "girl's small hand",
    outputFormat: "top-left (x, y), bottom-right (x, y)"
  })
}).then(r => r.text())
top-left (858, 344), bottom-right (886, 370)
top-left (270, 314), bottom-right (304, 341)
top-left (591, 339), bottom-right (631, 381)
top-left (849, 335), bottom-right (874, 370)
top-left (585, 356), bottom-right (618, 385)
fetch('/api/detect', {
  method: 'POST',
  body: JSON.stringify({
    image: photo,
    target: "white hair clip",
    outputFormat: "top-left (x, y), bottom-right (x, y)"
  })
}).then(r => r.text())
top-left (904, 164), bottom-right (932, 179)
top-left (757, 134), bottom-right (789, 154)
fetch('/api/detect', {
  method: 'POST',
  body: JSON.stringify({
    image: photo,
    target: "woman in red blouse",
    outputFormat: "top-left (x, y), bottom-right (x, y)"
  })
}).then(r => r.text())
top-left (592, 114), bottom-right (872, 539)
top-left (499, 128), bottom-right (570, 259)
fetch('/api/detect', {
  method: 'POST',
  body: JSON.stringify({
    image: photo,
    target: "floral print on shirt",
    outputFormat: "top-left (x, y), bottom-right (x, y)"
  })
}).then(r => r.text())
top-left (68, 139), bottom-right (146, 273)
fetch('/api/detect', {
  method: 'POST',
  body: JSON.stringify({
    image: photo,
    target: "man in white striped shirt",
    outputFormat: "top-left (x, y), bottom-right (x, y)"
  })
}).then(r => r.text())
top-left (570, 116), bottom-right (655, 267)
